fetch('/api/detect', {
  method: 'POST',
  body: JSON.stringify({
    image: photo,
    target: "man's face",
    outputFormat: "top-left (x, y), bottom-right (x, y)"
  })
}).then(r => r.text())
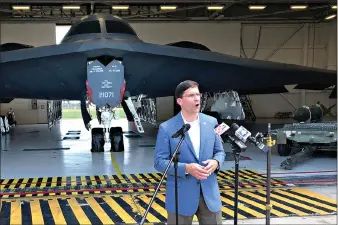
top-left (177, 86), bottom-right (201, 114)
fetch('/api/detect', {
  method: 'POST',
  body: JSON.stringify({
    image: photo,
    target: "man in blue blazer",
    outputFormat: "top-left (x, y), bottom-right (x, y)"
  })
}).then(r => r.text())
top-left (154, 80), bottom-right (225, 224)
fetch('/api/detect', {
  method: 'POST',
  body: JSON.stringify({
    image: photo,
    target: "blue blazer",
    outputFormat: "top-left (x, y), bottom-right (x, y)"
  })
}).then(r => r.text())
top-left (154, 112), bottom-right (225, 216)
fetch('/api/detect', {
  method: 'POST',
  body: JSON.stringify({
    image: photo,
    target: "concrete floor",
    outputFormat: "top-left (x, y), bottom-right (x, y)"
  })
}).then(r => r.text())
top-left (0, 118), bottom-right (337, 224)
top-left (1, 118), bottom-right (336, 179)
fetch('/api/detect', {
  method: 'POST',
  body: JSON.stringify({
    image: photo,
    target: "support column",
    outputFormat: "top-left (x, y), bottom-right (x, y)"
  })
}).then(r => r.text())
top-left (326, 21), bottom-right (337, 71)
top-left (301, 23), bottom-right (309, 106)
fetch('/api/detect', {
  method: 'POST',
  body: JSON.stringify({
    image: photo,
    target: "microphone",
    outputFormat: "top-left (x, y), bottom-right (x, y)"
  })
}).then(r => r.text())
top-left (230, 123), bottom-right (269, 152)
top-left (214, 122), bottom-right (230, 137)
top-left (172, 124), bottom-right (191, 138)
top-left (214, 123), bottom-right (247, 151)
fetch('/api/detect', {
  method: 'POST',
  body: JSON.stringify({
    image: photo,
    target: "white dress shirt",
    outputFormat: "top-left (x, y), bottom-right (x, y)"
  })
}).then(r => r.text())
top-left (181, 112), bottom-right (200, 159)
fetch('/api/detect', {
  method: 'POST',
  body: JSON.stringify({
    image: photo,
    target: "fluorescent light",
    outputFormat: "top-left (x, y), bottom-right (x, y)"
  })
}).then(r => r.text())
top-left (291, 5), bottom-right (308, 10)
top-left (332, 5), bottom-right (337, 9)
top-left (207, 5), bottom-right (224, 10)
top-left (249, 5), bottom-right (266, 10)
top-left (62, 5), bottom-right (80, 9)
top-left (12, 5), bottom-right (30, 10)
top-left (160, 5), bottom-right (177, 10)
top-left (325, 14), bottom-right (336, 20)
top-left (112, 5), bottom-right (129, 10)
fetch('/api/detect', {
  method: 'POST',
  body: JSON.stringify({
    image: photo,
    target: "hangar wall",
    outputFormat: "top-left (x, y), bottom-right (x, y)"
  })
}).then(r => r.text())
top-left (129, 21), bottom-right (336, 119)
top-left (0, 23), bottom-right (56, 124)
top-left (241, 21), bottom-right (337, 118)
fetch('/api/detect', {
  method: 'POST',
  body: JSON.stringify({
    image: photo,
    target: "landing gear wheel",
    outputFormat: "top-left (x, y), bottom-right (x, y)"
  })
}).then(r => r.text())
top-left (277, 143), bottom-right (291, 156)
top-left (91, 128), bottom-right (104, 152)
top-left (110, 126), bottom-right (124, 152)
top-left (0, 116), bottom-right (9, 134)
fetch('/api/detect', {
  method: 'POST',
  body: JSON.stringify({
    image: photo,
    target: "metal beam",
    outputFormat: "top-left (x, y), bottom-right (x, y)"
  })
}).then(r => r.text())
top-left (0, 0), bottom-right (237, 3)
top-left (0, 0), bottom-right (336, 2)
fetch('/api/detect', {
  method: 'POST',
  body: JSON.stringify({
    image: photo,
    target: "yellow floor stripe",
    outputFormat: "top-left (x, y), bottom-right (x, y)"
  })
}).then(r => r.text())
top-left (110, 152), bottom-right (122, 176)
top-left (290, 187), bottom-right (338, 204)
top-left (103, 196), bottom-right (137, 224)
top-left (1, 187), bottom-right (337, 224)
top-left (222, 191), bottom-right (288, 217)
top-left (9, 179), bottom-right (17, 190)
top-left (19, 178), bottom-right (29, 189)
top-left (277, 189), bottom-right (337, 212)
top-left (10, 201), bottom-right (21, 225)
top-left (138, 194), bottom-right (167, 219)
top-left (85, 197), bottom-right (114, 224)
top-left (257, 190), bottom-right (329, 215)
top-left (31, 200), bottom-right (44, 224)
top-left (124, 194), bottom-right (160, 223)
top-left (241, 190), bottom-right (308, 216)
top-left (99, 175), bottom-right (107, 185)
top-left (1, 169), bottom-right (270, 189)
top-left (48, 199), bottom-right (67, 225)
top-left (220, 196), bottom-right (247, 219)
top-left (222, 192), bottom-right (266, 218)
top-left (90, 176), bottom-right (97, 185)
top-left (67, 198), bottom-right (91, 224)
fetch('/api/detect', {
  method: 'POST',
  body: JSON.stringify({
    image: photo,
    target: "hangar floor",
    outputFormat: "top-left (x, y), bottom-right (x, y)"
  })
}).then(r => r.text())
top-left (0, 118), bottom-right (337, 224)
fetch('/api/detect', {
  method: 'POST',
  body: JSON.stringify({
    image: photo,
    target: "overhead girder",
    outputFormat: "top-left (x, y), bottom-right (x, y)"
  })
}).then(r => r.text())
top-left (0, 1), bottom-right (336, 22)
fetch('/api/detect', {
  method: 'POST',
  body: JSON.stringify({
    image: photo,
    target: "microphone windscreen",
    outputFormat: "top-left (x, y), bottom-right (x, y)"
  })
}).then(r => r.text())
top-left (230, 123), bottom-right (240, 132)
top-left (214, 123), bottom-right (229, 136)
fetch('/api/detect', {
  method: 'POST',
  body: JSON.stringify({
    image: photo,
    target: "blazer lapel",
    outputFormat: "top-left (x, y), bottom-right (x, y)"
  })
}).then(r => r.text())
top-left (199, 114), bottom-right (207, 162)
top-left (174, 113), bottom-right (198, 161)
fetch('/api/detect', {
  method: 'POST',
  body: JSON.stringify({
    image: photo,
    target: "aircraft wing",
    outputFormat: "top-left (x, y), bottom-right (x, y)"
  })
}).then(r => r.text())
top-left (0, 40), bottom-right (336, 100)
top-left (0, 42), bottom-right (89, 100)
top-left (123, 42), bottom-right (336, 97)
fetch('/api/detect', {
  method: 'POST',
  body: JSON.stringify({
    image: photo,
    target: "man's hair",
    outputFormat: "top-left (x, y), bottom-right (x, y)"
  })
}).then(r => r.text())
top-left (175, 80), bottom-right (199, 99)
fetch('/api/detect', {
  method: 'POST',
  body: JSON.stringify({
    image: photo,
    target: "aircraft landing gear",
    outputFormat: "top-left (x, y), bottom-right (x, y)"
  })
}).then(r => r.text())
top-left (91, 104), bottom-right (125, 152)
top-left (91, 128), bottom-right (105, 152)
top-left (110, 127), bottom-right (124, 152)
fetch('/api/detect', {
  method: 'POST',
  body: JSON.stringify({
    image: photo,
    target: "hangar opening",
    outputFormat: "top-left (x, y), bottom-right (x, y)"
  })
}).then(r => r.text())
top-left (0, 2), bottom-right (337, 224)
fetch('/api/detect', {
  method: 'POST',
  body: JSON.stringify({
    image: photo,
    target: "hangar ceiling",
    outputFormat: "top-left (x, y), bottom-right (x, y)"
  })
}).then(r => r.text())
top-left (0, 0), bottom-right (336, 23)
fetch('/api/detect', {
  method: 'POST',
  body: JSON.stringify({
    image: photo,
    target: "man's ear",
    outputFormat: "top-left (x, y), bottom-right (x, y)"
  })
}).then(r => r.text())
top-left (176, 98), bottom-right (182, 106)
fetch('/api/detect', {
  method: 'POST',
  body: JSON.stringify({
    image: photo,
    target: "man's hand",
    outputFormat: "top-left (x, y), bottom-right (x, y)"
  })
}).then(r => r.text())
top-left (186, 163), bottom-right (210, 180)
top-left (202, 159), bottom-right (219, 175)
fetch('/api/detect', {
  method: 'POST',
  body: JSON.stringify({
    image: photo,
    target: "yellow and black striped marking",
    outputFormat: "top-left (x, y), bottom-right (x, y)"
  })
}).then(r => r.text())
top-left (0, 169), bottom-right (285, 190)
top-left (0, 169), bottom-right (268, 189)
top-left (0, 170), bottom-right (288, 198)
top-left (0, 188), bottom-right (336, 224)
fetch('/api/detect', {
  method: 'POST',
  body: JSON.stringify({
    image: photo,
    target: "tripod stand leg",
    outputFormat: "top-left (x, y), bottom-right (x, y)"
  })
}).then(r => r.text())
top-left (233, 152), bottom-right (240, 225)
top-left (139, 134), bottom-right (185, 225)
top-left (174, 153), bottom-right (179, 225)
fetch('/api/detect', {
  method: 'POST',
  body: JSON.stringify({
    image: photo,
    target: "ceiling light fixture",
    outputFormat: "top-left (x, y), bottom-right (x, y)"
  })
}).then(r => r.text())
top-left (112, 5), bottom-right (129, 10)
top-left (290, 5), bottom-right (308, 10)
top-left (249, 5), bottom-right (266, 10)
top-left (12, 5), bottom-right (30, 10)
top-left (160, 5), bottom-right (177, 10)
top-left (332, 5), bottom-right (337, 9)
top-left (325, 14), bottom-right (336, 20)
top-left (62, 6), bottom-right (80, 10)
top-left (207, 5), bottom-right (224, 10)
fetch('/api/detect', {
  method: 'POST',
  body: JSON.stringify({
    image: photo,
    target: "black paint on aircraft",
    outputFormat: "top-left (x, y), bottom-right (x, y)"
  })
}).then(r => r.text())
top-left (0, 14), bottom-right (336, 103)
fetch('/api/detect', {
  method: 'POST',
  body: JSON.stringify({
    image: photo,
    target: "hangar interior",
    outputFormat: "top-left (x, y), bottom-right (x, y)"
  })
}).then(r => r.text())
top-left (0, 1), bottom-right (337, 224)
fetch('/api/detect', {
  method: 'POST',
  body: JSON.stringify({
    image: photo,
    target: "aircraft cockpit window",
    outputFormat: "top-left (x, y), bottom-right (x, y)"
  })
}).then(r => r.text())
top-left (105, 21), bottom-right (136, 35)
top-left (67, 21), bottom-right (101, 36)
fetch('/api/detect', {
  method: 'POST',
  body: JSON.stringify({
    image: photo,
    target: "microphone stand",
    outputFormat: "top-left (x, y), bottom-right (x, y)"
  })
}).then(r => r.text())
top-left (139, 132), bottom-right (185, 225)
top-left (226, 135), bottom-right (247, 225)
top-left (265, 123), bottom-right (275, 225)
